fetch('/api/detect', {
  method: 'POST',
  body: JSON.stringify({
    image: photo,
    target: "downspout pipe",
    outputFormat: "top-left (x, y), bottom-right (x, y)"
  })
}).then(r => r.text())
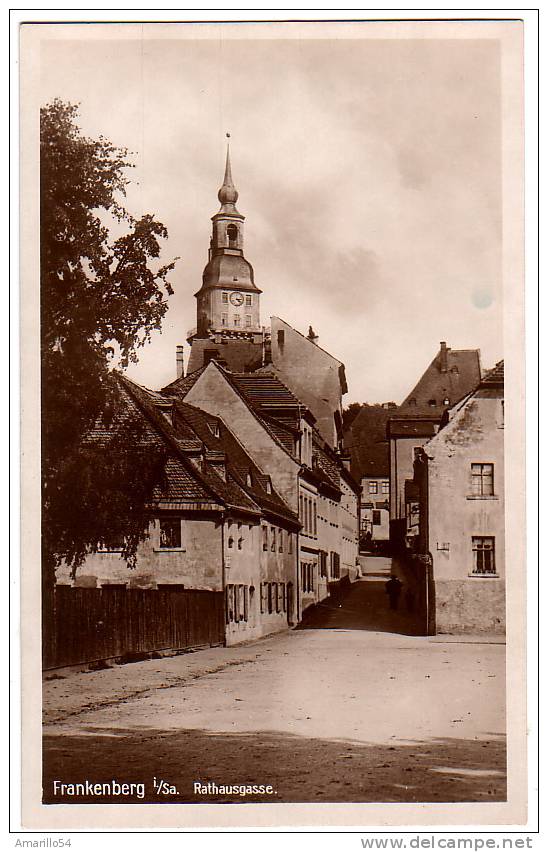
top-left (221, 511), bottom-right (227, 646)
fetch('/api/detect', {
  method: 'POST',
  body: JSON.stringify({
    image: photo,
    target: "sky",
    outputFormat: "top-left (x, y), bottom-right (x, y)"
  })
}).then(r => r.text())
top-left (40, 27), bottom-right (503, 405)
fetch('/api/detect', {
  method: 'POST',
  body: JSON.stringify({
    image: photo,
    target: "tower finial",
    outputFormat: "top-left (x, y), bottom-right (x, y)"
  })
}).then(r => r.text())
top-left (218, 136), bottom-right (238, 206)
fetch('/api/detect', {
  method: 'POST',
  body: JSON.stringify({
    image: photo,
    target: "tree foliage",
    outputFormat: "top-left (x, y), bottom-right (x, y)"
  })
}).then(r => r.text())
top-left (341, 402), bottom-right (363, 432)
top-left (41, 99), bottom-right (176, 583)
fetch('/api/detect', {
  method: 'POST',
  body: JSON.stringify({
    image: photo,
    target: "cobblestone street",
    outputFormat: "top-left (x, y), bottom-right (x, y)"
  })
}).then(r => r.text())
top-left (43, 562), bottom-right (506, 805)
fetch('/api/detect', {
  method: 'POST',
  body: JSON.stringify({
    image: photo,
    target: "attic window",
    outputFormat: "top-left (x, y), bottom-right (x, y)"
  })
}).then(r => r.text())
top-left (408, 398), bottom-right (417, 407)
top-left (265, 479), bottom-right (272, 494)
top-left (208, 422), bottom-right (220, 438)
top-left (246, 472), bottom-right (252, 487)
top-left (428, 399), bottom-right (437, 407)
top-left (443, 397), bottom-right (450, 406)
top-left (451, 366), bottom-right (459, 375)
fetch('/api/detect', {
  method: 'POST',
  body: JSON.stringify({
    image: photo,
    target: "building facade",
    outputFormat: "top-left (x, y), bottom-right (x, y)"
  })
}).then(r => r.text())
top-left (404, 362), bottom-right (505, 634)
top-left (56, 374), bottom-right (300, 646)
top-left (389, 342), bottom-right (482, 549)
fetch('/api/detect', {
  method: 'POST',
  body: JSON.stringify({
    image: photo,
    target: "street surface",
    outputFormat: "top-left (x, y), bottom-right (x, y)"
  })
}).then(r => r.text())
top-left (43, 558), bottom-right (506, 804)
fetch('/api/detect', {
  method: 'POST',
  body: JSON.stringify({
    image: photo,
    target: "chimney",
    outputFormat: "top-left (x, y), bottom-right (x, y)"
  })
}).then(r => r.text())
top-left (176, 345), bottom-right (184, 379)
top-left (440, 341), bottom-right (448, 373)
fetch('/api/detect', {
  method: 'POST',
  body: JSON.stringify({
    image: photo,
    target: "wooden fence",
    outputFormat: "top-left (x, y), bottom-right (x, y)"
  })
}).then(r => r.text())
top-left (43, 585), bottom-right (225, 670)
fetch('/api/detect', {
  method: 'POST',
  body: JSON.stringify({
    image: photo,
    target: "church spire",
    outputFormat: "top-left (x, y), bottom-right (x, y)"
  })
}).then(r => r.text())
top-left (218, 138), bottom-right (239, 209)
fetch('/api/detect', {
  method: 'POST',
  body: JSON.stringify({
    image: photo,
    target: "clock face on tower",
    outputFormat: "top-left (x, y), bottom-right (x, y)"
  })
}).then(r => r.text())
top-left (229, 292), bottom-right (244, 306)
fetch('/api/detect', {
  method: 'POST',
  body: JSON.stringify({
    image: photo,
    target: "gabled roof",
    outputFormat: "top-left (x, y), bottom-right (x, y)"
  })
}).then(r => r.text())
top-left (119, 374), bottom-right (261, 516)
top-left (174, 402), bottom-right (299, 527)
top-left (476, 360), bottom-right (504, 398)
top-left (100, 376), bottom-right (225, 509)
top-left (161, 363), bottom-right (207, 396)
top-left (164, 359), bottom-right (308, 464)
top-left (230, 371), bottom-right (313, 416)
top-left (398, 342), bottom-right (482, 416)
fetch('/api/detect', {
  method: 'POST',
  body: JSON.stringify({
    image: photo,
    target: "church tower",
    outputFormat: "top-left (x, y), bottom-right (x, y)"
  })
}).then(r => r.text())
top-left (189, 145), bottom-right (262, 346)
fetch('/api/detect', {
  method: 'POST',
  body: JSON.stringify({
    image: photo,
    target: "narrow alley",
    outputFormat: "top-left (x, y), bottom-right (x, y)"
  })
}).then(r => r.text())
top-left (43, 561), bottom-right (506, 805)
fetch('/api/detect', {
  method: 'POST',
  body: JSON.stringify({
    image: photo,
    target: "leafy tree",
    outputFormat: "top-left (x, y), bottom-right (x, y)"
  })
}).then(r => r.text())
top-left (41, 99), bottom-right (176, 588)
top-left (342, 402), bottom-right (363, 432)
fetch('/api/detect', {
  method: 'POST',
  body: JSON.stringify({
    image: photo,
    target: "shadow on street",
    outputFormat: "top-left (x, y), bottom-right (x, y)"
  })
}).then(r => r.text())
top-left (298, 573), bottom-right (425, 636)
top-left (42, 726), bottom-right (506, 804)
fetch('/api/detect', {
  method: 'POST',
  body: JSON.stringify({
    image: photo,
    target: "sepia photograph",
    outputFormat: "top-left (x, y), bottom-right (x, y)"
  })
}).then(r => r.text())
top-left (18, 17), bottom-right (529, 831)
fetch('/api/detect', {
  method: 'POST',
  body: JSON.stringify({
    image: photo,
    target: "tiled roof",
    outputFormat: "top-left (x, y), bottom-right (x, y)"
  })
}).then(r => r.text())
top-left (398, 344), bottom-right (482, 415)
top-left (161, 364), bottom-right (206, 396)
top-left (479, 360), bottom-right (504, 387)
top-left (230, 372), bottom-right (306, 409)
top-left (386, 418), bottom-right (439, 439)
top-left (174, 402), bottom-right (298, 526)
top-left (119, 374), bottom-right (259, 515)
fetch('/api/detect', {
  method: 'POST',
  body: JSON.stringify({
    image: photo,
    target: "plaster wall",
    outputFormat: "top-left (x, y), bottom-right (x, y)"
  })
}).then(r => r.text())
top-left (427, 397), bottom-right (505, 634)
top-left (390, 436), bottom-right (430, 520)
top-left (183, 364), bottom-right (300, 509)
top-left (270, 317), bottom-right (343, 448)
top-left (56, 517), bottom-right (223, 591)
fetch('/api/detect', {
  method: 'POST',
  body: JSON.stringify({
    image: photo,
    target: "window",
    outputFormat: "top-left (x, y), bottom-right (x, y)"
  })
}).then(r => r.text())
top-left (277, 329), bottom-right (285, 347)
top-left (226, 585), bottom-right (249, 623)
top-left (233, 315), bottom-right (241, 327)
top-left (260, 582), bottom-right (266, 613)
top-left (246, 472), bottom-right (252, 487)
top-left (241, 585), bottom-right (248, 622)
top-left (245, 315), bottom-right (252, 327)
top-left (381, 481), bottom-right (389, 495)
top-left (288, 532), bottom-right (293, 554)
top-left (221, 313), bottom-right (228, 326)
top-left (226, 224), bottom-right (238, 247)
top-left (471, 463), bottom-right (494, 496)
top-left (372, 510), bottom-right (381, 526)
top-left (368, 481), bottom-right (378, 494)
top-left (319, 550), bottom-right (328, 578)
top-left (226, 584), bottom-right (234, 623)
top-left (443, 397), bottom-right (450, 406)
top-left (245, 294), bottom-right (252, 306)
top-left (99, 535), bottom-right (125, 553)
top-left (270, 526), bottom-right (276, 552)
top-left (301, 562), bottom-right (314, 593)
top-left (159, 519), bottom-right (182, 549)
top-left (330, 552), bottom-right (340, 579)
top-left (279, 530), bottom-right (284, 552)
top-left (428, 399), bottom-right (437, 407)
top-left (313, 502), bottom-right (317, 536)
top-left (267, 583), bottom-right (273, 614)
top-left (262, 525), bottom-right (268, 551)
top-left (471, 537), bottom-right (496, 576)
top-left (222, 292), bottom-right (228, 304)
top-left (234, 585), bottom-right (240, 622)
top-left (282, 583), bottom-right (287, 612)
top-left (408, 397), bottom-right (417, 407)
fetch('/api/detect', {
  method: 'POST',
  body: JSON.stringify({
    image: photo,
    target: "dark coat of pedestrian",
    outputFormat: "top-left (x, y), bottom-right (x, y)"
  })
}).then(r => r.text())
top-left (385, 575), bottom-right (403, 610)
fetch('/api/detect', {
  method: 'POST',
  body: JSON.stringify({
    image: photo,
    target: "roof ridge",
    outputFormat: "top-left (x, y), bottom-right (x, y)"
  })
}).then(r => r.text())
top-left (204, 361), bottom-right (301, 463)
top-left (117, 372), bottom-right (228, 507)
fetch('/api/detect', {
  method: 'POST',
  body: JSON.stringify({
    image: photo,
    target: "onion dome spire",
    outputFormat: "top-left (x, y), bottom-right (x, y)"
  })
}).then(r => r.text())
top-left (218, 133), bottom-right (239, 208)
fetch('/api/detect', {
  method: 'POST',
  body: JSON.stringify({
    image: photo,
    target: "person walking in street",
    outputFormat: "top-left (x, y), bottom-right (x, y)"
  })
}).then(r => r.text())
top-left (385, 575), bottom-right (403, 611)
